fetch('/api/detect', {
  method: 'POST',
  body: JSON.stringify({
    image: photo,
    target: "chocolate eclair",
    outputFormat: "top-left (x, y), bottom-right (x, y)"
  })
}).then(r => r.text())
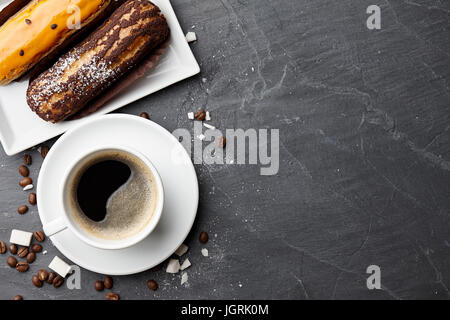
top-left (27, 0), bottom-right (170, 123)
top-left (0, 0), bottom-right (125, 85)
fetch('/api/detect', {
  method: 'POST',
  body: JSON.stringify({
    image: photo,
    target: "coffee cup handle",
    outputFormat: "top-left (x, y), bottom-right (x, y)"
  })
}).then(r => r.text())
top-left (43, 218), bottom-right (68, 237)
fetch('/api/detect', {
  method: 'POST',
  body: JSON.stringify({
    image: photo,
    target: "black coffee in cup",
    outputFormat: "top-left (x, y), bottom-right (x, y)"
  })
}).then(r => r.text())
top-left (76, 159), bottom-right (131, 222)
top-left (66, 149), bottom-right (158, 241)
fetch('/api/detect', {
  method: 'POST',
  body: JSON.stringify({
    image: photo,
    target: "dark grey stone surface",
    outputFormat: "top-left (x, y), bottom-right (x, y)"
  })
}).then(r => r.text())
top-left (1, 0), bottom-right (450, 300)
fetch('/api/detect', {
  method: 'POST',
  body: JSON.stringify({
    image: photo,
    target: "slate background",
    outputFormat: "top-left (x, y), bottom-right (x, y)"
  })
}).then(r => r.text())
top-left (1, 0), bottom-right (450, 300)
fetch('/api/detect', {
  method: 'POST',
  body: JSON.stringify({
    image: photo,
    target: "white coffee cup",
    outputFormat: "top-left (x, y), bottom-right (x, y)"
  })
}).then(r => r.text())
top-left (42, 145), bottom-right (164, 250)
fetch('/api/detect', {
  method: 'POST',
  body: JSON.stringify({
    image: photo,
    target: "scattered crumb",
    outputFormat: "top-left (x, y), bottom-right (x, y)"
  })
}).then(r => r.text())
top-left (42, 250), bottom-right (48, 255)
top-left (198, 134), bottom-right (206, 141)
top-left (180, 258), bottom-right (191, 271)
top-left (201, 248), bottom-right (209, 257)
top-left (175, 244), bottom-right (189, 257)
top-left (203, 123), bottom-right (215, 130)
top-left (205, 111), bottom-right (211, 121)
top-left (202, 78), bottom-right (207, 83)
top-left (187, 112), bottom-right (194, 120)
top-left (166, 259), bottom-right (181, 274)
top-left (181, 272), bottom-right (188, 285)
top-left (23, 184), bottom-right (33, 191)
top-left (185, 32), bottom-right (197, 43)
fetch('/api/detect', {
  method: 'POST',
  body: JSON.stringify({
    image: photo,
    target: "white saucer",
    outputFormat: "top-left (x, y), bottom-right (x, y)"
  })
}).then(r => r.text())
top-left (37, 114), bottom-right (198, 275)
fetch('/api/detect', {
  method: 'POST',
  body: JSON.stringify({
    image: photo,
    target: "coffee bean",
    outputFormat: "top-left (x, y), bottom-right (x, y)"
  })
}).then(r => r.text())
top-left (47, 272), bottom-right (57, 284)
top-left (17, 205), bottom-right (28, 215)
top-left (51, 24), bottom-right (57, 30)
top-left (19, 177), bottom-right (32, 187)
top-left (37, 269), bottom-right (48, 281)
top-left (23, 154), bottom-right (32, 166)
top-left (194, 109), bottom-right (206, 121)
top-left (25, 19), bottom-right (31, 25)
top-left (150, 264), bottom-right (162, 272)
top-left (106, 292), bottom-right (120, 300)
top-left (0, 241), bottom-right (6, 254)
top-left (32, 275), bottom-right (43, 288)
top-left (7, 256), bottom-right (17, 268)
top-left (94, 280), bottom-right (104, 292)
top-left (18, 165), bottom-right (29, 177)
top-left (13, 295), bottom-right (23, 300)
top-left (140, 112), bottom-right (150, 119)
top-left (53, 275), bottom-right (64, 288)
top-left (17, 247), bottom-right (28, 258)
top-left (217, 136), bottom-right (226, 148)
top-left (33, 230), bottom-right (45, 242)
top-left (16, 262), bottom-right (29, 272)
top-left (40, 146), bottom-right (49, 158)
top-left (31, 244), bottom-right (42, 253)
top-left (9, 244), bottom-right (17, 254)
top-left (147, 280), bottom-right (158, 291)
top-left (104, 276), bottom-right (113, 289)
top-left (28, 193), bottom-right (37, 205)
top-left (26, 252), bottom-right (36, 264)
top-left (199, 231), bottom-right (209, 244)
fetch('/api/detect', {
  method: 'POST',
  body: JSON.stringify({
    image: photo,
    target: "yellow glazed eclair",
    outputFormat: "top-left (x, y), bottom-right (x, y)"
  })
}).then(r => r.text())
top-left (0, 0), bottom-right (116, 85)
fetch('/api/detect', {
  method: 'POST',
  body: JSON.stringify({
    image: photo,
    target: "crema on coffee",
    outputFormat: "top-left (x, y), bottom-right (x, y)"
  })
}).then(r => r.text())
top-left (66, 150), bottom-right (158, 241)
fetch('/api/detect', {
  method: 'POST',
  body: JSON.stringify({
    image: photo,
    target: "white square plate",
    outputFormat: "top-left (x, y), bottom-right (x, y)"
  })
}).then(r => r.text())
top-left (0, 0), bottom-right (199, 155)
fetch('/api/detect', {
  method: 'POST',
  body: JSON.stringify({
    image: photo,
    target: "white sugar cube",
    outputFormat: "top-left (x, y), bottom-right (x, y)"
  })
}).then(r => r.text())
top-left (175, 244), bottom-right (189, 257)
top-left (185, 32), bottom-right (197, 43)
top-left (166, 259), bottom-right (181, 274)
top-left (198, 134), bottom-right (206, 141)
top-left (180, 258), bottom-right (191, 271)
top-left (10, 229), bottom-right (32, 247)
top-left (49, 256), bottom-right (71, 277)
top-left (205, 111), bottom-right (211, 121)
top-left (201, 248), bottom-right (209, 257)
top-left (188, 112), bottom-right (194, 120)
top-left (181, 272), bottom-right (188, 285)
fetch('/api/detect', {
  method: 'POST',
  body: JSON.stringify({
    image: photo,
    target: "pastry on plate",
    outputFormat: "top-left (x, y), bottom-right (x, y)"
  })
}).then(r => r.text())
top-left (27, 0), bottom-right (170, 123)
